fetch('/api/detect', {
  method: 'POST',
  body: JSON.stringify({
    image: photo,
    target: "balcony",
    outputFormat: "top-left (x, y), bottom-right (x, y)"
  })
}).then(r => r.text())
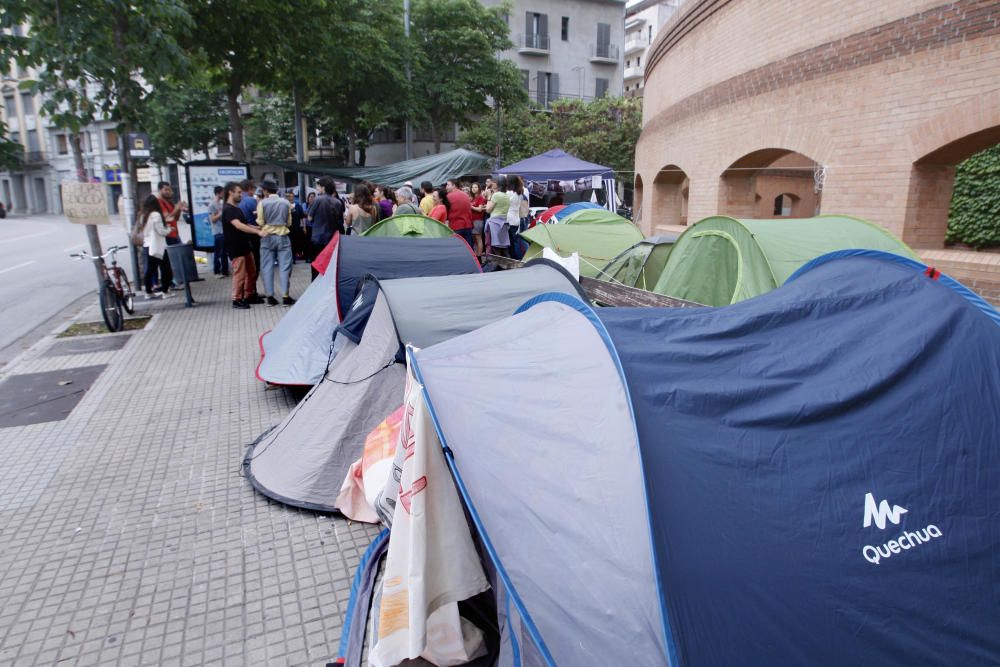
top-left (624, 35), bottom-right (647, 55)
top-left (517, 33), bottom-right (550, 55)
top-left (590, 43), bottom-right (620, 64)
top-left (24, 150), bottom-right (47, 165)
top-left (624, 64), bottom-right (644, 82)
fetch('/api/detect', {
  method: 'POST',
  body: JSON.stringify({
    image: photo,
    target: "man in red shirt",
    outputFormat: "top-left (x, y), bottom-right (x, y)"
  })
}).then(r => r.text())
top-left (156, 181), bottom-right (188, 243)
top-left (445, 179), bottom-right (474, 249)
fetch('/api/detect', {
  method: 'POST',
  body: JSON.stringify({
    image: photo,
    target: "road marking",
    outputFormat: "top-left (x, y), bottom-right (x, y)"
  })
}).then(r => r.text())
top-left (0, 230), bottom-right (57, 244)
top-left (0, 261), bottom-right (35, 275)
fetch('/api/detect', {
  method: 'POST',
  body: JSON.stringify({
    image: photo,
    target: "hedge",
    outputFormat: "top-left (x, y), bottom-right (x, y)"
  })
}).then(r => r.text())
top-left (946, 144), bottom-right (1000, 248)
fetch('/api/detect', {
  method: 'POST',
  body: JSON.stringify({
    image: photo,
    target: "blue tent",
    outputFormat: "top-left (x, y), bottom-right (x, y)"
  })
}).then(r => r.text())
top-left (549, 201), bottom-right (602, 222)
top-left (410, 250), bottom-right (1000, 665)
top-left (256, 234), bottom-right (480, 386)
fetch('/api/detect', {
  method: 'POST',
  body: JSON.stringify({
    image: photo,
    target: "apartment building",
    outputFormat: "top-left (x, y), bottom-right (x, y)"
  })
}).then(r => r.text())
top-left (624, 0), bottom-right (684, 97)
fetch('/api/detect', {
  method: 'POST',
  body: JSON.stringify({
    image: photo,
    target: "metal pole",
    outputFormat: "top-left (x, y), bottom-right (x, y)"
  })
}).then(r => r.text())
top-left (293, 86), bottom-right (307, 201)
top-left (403, 0), bottom-right (413, 160)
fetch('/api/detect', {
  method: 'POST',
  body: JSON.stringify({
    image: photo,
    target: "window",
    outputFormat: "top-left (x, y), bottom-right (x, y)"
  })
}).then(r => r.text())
top-left (637, 56), bottom-right (641, 67)
top-left (525, 11), bottom-right (548, 49)
top-left (56, 134), bottom-right (68, 155)
top-left (649, 26), bottom-right (653, 42)
top-left (561, 17), bottom-right (569, 41)
top-left (3, 95), bottom-right (15, 116)
top-left (216, 133), bottom-right (232, 156)
top-left (626, 59), bottom-right (630, 68)
top-left (595, 78), bottom-right (609, 98)
top-left (536, 72), bottom-right (559, 106)
top-left (520, 69), bottom-right (530, 91)
top-left (19, 92), bottom-right (34, 116)
top-left (104, 129), bottom-right (119, 151)
top-left (596, 22), bottom-right (612, 58)
top-left (26, 129), bottom-right (39, 152)
top-left (774, 194), bottom-right (795, 217)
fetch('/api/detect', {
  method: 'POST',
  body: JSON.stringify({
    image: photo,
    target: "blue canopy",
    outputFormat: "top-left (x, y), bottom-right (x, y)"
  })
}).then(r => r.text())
top-left (257, 235), bottom-right (480, 386)
top-left (411, 250), bottom-right (1000, 665)
top-left (497, 149), bottom-right (614, 181)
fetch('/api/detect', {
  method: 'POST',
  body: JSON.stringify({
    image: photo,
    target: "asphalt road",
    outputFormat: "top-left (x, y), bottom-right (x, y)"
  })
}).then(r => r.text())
top-left (0, 213), bottom-right (132, 363)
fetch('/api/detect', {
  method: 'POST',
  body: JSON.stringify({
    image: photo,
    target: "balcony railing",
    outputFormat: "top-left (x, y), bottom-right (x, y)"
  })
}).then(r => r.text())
top-left (624, 65), bottom-right (644, 81)
top-left (624, 36), bottom-right (647, 54)
top-left (590, 43), bottom-right (620, 63)
top-left (24, 150), bottom-right (46, 164)
top-left (518, 33), bottom-right (550, 53)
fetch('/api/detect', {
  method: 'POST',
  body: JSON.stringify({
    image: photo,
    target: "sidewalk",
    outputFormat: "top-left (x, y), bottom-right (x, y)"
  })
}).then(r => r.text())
top-left (0, 263), bottom-right (378, 666)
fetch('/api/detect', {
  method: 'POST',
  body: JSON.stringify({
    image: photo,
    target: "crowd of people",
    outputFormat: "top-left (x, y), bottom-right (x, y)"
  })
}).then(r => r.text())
top-left (132, 173), bottom-right (532, 310)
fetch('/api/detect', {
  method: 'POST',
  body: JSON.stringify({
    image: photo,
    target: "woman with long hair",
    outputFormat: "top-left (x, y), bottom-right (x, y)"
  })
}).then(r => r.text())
top-left (375, 185), bottom-right (395, 219)
top-left (141, 194), bottom-right (174, 298)
top-left (345, 183), bottom-right (379, 234)
top-left (470, 182), bottom-right (487, 258)
top-left (429, 186), bottom-right (450, 225)
top-left (507, 174), bottom-right (528, 260)
top-left (484, 175), bottom-right (512, 257)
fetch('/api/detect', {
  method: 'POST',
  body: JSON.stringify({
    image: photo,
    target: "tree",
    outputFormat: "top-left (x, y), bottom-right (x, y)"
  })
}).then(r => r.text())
top-left (145, 68), bottom-right (230, 162)
top-left (244, 94), bottom-right (296, 161)
top-left (0, 120), bottom-right (21, 170)
top-left (409, 0), bottom-right (527, 152)
top-left (460, 96), bottom-right (642, 174)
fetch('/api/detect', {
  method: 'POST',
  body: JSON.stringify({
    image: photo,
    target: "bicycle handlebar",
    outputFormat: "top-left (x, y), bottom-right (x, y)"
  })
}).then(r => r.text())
top-left (68, 245), bottom-right (130, 260)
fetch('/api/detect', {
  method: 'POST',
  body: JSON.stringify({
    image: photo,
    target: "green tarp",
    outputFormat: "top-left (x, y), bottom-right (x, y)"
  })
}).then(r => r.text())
top-left (272, 148), bottom-right (492, 188)
top-left (559, 208), bottom-right (629, 225)
top-left (362, 215), bottom-right (454, 238)
top-left (521, 213), bottom-right (644, 278)
top-left (654, 215), bottom-right (918, 306)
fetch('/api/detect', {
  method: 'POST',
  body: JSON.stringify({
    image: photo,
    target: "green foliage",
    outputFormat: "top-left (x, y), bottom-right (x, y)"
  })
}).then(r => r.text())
top-left (460, 97), bottom-right (642, 174)
top-left (0, 120), bottom-right (22, 170)
top-left (947, 144), bottom-right (1000, 248)
top-left (145, 68), bottom-right (230, 161)
top-left (244, 95), bottom-right (296, 161)
top-left (410, 0), bottom-right (527, 147)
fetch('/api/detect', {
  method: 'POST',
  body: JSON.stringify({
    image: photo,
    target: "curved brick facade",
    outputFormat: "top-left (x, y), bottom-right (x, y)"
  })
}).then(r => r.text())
top-left (634, 0), bottom-right (1000, 250)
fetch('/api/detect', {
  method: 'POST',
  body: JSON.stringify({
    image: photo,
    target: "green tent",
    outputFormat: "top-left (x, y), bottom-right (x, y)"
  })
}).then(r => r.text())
top-left (598, 234), bottom-right (678, 290)
top-left (654, 215), bottom-right (918, 306)
top-left (362, 214), bottom-right (454, 238)
top-left (521, 212), bottom-right (644, 278)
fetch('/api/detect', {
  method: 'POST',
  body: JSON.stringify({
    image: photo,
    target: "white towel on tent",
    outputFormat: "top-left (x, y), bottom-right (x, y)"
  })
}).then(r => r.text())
top-left (370, 364), bottom-right (490, 667)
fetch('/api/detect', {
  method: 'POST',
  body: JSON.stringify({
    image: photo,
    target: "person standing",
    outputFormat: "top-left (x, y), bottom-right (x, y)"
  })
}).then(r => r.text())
top-left (256, 180), bottom-right (295, 306)
top-left (285, 190), bottom-right (306, 261)
top-left (428, 187), bottom-right (450, 225)
top-left (238, 178), bottom-right (263, 301)
top-left (209, 186), bottom-right (228, 277)
top-left (445, 179), bottom-right (474, 248)
top-left (470, 182), bottom-right (487, 258)
top-left (393, 186), bottom-right (421, 215)
top-left (419, 181), bottom-right (435, 216)
top-left (155, 181), bottom-right (188, 288)
top-left (140, 194), bottom-right (173, 298)
top-left (222, 182), bottom-right (268, 309)
top-left (345, 183), bottom-right (379, 235)
top-left (375, 185), bottom-right (395, 220)
top-left (307, 177), bottom-right (345, 280)
top-left (485, 175), bottom-right (512, 257)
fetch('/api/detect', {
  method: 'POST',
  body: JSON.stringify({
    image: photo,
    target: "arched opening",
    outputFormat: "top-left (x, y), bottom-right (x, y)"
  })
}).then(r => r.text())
top-left (719, 149), bottom-right (821, 219)
top-left (652, 164), bottom-right (689, 229)
top-left (906, 128), bottom-right (1000, 249)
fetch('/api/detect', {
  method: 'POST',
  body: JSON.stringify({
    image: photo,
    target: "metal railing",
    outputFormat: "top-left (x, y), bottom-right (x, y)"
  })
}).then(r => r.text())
top-left (591, 43), bottom-right (620, 60)
top-left (518, 33), bottom-right (550, 51)
top-left (24, 150), bottom-right (46, 164)
top-left (624, 36), bottom-right (647, 53)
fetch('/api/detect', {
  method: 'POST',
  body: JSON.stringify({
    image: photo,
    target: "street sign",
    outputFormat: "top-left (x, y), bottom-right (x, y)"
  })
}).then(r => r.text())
top-left (136, 167), bottom-right (152, 182)
top-left (61, 182), bottom-right (110, 225)
top-left (127, 132), bottom-right (151, 158)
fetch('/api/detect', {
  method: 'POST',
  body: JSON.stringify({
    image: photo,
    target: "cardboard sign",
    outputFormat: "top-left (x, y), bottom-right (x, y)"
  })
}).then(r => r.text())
top-left (61, 182), bottom-right (110, 225)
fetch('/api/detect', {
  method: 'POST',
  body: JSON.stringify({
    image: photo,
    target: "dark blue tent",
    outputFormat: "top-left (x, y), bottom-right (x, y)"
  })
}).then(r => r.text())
top-left (497, 149), bottom-right (614, 181)
top-left (411, 250), bottom-right (1000, 665)
top-left (257, 234), bottom-right (480, 385)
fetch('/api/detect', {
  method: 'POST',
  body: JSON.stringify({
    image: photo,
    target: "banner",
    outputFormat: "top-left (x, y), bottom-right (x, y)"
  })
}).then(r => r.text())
top-left (185, 164), bottom-right (248, 250)
top-left (61, 182), bottom-right (110, 225)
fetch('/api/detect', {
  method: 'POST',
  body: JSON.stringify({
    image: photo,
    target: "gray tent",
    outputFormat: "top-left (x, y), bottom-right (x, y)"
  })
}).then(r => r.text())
top-left (243, 261), bottom-right (585, 512)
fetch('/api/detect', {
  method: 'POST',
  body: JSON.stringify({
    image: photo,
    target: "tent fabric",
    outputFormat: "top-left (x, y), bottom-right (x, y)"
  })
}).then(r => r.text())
top-left (245, 262), bottom-right (585, 512)
top-left (599, 235), bottom-right (677, 289)
top-left (557, 208), bottom-right (629, 226)
top-left (271, 148), bottom-right (492, 188)
top-left (361, 214), bottom-right (454, 238)
top-left (550, 201), bottom-right (602, 222)
top-left (496, 149), bottom-right (613, 181)
top-left (256, 234), bottom-right (480, 386)
top-left (536, 205), bottom-right (565, 224)
top-left (410, 251), bottom-right (1000, 665)
top-left (654, 214), bottom-right (918, 305)
top-left (520, 216), bottom-right (644, 278)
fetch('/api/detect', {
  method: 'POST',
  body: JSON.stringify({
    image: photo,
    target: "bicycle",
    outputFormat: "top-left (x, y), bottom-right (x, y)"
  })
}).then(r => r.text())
top-left (70, 245), bottom-right (136, 332)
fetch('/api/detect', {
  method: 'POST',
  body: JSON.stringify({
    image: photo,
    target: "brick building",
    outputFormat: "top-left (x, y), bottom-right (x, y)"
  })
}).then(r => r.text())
top-left (634, 0), bottom-right (1000, 299)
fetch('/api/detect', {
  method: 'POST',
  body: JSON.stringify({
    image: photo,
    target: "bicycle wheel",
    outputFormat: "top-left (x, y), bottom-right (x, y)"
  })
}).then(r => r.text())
top-left (115, 268), bottom-right (136, 314)
top-left (99, 279), bottom-right (124, 332)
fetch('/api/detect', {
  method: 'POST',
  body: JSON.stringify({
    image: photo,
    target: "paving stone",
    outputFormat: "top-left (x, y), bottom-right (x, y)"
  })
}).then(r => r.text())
top-left (0, 266), bottom-right (380, 664)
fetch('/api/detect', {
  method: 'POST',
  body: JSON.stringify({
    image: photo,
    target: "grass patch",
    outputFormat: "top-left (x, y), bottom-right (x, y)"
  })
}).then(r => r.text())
top-left (59, 316), bottom-right (152, 337)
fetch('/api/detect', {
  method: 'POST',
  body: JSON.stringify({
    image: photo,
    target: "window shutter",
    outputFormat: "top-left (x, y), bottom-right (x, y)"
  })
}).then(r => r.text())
top-left (539, 14), bottom-right (548, 45)
top-left (598, 22), bottom-right (611, 46)
top-left (525, 11), bottom-right (532, 42)
top-left (549, 73), bottom-right (559, 104)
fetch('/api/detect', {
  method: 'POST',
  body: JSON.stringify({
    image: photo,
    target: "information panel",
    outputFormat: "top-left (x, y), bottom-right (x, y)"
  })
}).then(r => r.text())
top-left (185, 163), bottom-right (248, 251)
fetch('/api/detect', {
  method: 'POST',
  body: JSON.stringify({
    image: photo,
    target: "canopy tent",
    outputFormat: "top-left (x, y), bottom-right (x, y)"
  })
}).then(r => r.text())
top-left (245, 261), bottom-right (586, 512)
top-left (361, 214), bottom-right (454, 238)
top-left (256, 234), bottom-right (480, 386)
top-left (410, 251), bottom-right (1000, 665)
top-left (520, 211), bottom-right (643, 277)
top-left (550, 201), bottom-right (602, 222)
top-left (272, 148), bottom-right (492, 188)
top-left (598, 234), bottom-right (678, 289)
top-left (655, 214), bottom-right (918, 306)
top-left (497, 149), bottom-right (618, 211)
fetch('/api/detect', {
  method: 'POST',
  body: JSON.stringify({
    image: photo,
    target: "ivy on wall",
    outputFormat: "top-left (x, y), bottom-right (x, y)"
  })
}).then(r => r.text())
top-left (947, 144), bottom-right (1000, 248)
